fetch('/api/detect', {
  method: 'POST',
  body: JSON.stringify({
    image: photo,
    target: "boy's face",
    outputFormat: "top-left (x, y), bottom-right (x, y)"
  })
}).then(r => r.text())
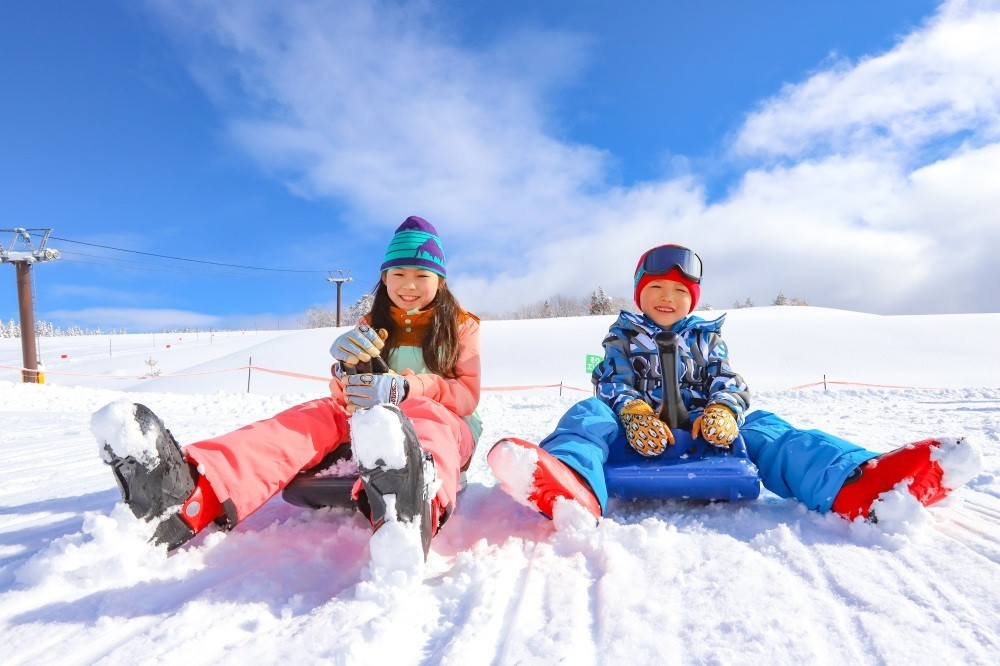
top-left (639, 278), bottom-right (692, 328)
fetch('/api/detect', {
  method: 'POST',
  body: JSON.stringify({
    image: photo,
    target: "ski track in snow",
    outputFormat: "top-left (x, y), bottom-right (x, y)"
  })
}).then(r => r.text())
top-left (1, 321), bottom-right (999, 664)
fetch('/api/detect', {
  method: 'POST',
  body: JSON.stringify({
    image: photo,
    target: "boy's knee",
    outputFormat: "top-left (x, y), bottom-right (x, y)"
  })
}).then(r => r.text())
top-left (565, 397), bottom-right (614, 417)
top-left (556, 398), bottom-right (620, 439)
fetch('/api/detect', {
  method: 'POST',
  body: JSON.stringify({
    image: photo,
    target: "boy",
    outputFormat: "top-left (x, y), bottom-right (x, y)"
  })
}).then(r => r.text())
top-left (488, 244), bottom-right (980, 522)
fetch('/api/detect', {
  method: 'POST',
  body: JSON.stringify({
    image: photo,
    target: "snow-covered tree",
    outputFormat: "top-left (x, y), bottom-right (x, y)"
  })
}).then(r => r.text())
top-left (342, 293), bottom-right (375, 325)
top-left (301, 307), bottom-right (337, 329)
top-left (301, 292), bottom-right (375, 329)
top-left (589, 287), bottom-right (615, 315)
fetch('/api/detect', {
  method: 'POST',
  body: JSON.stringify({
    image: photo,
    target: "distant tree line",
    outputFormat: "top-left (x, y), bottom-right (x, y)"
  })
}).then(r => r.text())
top-left (0, 319), bottom-right (248, 337)
top-left (0, 319), bottom-right (127, 338)
top-left (0, 287), bottom-right (809, 338)
top-left (481, 289), bottom-right (809, 319)
top-left (478, 288), bottom-right (636, 320)
top-left (3, 288), bottom-right (811, 337)
top-left (297, 288), bottom-right (810, 326)
top-left (730, 293), bottom-right (810, 309)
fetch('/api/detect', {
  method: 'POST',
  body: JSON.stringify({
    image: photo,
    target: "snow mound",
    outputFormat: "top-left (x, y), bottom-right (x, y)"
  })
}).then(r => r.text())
top-left (552, 497), bottom-right (600, 532)
top-left (868, 481), bottom-right (933, 535)
top-left (358, 521), bottom-right (426, 595)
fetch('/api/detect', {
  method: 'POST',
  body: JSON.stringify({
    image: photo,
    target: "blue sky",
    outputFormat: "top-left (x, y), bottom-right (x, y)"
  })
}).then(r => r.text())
top-left (2, 0), bottom-right (998, 332)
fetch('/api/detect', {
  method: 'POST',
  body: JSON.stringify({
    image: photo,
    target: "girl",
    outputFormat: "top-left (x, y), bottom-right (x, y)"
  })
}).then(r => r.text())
top-left (94, 216), bottom-right (481, 560)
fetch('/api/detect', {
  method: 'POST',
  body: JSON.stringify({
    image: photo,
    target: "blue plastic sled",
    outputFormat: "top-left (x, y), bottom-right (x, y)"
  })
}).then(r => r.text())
top-left (604, 429), bottom-right (761, 502)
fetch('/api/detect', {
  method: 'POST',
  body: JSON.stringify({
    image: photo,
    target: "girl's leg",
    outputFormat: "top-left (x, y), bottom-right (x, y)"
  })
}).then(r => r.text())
top-left (741, 410), bottom-right (877, 513)
top-left (399, 397), bottom-right (475, 525)
top-left (185, 397), bottom-right (351, 524)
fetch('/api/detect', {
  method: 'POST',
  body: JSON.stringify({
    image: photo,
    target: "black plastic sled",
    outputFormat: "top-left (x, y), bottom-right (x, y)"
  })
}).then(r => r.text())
top-left (282, 442), bottom-right (467, 510)
top-left (282, 443), bottom-right (359, 509)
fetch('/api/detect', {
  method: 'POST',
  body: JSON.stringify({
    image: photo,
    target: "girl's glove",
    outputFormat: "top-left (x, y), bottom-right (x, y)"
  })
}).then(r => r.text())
top-left (330, 325), bottom-right (386, 366)
top-left (620, 399), bottom-right (674, 456)
top-left (691, 404), bottom-right (739, 448)
top-left (345, 372), bottom-right (408, 412)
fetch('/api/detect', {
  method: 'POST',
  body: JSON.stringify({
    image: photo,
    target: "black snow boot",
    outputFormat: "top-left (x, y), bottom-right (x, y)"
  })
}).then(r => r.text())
top-left (352, 404), bottom-right (435, 560)
top-left (94, 402), bottom-right (199, 551)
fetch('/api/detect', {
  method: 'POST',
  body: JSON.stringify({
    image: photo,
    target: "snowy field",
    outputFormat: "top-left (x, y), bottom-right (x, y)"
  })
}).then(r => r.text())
top-left (1, 307), bottom-right (998, 665)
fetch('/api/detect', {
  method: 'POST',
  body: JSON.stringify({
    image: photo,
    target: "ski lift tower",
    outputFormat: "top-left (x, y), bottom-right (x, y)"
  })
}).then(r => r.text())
top-left (326, 270), bottom-right (353, 327)
top-left (1, 228), bottom-right (60, 383)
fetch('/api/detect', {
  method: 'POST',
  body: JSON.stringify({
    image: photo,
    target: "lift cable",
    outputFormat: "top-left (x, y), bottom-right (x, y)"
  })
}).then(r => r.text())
top-left (49, 236), bottom-right (331, 274)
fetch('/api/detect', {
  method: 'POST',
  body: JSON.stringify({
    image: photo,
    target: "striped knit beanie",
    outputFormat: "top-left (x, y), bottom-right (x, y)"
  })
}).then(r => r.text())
top-left (380, 216), bottom-right (446, 278)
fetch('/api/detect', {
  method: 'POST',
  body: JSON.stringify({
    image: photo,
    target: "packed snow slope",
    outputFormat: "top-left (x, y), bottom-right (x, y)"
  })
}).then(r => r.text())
top-left (1, 307), bottom-right (998, 665)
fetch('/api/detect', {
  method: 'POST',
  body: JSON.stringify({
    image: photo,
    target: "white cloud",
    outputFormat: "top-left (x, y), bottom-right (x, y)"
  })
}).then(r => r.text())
top-left (153, 0), bottom-right (605, 264)
top-left (46, 307), bottom-right (222, 331)
top-left (734, 0), bottom-right (1000, 161)
top-left (153, 0), bottom-right (1000, 315)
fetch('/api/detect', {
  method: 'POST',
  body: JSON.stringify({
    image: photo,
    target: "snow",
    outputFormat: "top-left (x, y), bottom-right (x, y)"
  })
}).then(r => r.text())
top-left (351, 405), bottom-right (429, 581)
top-left (932, 437), bottom-right (983, 490)
top-left (361, 519), bottom-right (427, 590)
top-left (487, 439), bottom-right (540, 508)
top-left (1, 306), bottom-right (998, 664)
top-left (91, 399), bottom-right (159, 465)
top-left (316, 457), bottom-right (359, 478)
top-left (351, 405), bottom-right (409, 471)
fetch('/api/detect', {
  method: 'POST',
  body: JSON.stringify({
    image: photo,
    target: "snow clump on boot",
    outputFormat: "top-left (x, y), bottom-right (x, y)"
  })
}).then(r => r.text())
top-left (932, 436), bottom-right (982, 491)
top-left (487, 438), bottom-right (540, 507)
top-left (92, 398), bottom-right (162, 467)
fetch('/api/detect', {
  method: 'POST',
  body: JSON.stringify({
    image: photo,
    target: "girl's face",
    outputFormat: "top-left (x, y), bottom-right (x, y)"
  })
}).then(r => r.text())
top-left (639, 278), bottom-right (692, 328)
top-left (382, 267), bottom-right (441, 311)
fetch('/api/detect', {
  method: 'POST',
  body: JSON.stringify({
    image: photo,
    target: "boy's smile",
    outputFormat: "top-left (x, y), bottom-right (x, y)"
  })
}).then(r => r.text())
top-left (639, 278), bottom-right (693, 328)
top-left (383, 267), bottom-right (440, 312)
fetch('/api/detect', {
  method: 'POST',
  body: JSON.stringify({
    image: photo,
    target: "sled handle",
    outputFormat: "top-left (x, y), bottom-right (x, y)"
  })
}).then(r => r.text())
top-left (340, 356), bottom-right (391, 375)
top-left (655, 331), bottom-right (690, 429)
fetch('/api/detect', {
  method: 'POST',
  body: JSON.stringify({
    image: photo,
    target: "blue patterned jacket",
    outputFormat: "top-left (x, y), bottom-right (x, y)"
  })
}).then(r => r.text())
top-left (592, 310), bottom-right (750, 425)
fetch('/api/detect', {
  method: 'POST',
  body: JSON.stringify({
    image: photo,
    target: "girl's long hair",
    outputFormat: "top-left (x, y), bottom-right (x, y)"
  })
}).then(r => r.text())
top-left (367, 277), bottom-right (462, 378)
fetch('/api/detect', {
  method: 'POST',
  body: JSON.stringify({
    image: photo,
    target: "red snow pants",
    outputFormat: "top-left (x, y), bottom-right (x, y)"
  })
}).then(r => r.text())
top-left (184, 396), bottom-right (474, 527)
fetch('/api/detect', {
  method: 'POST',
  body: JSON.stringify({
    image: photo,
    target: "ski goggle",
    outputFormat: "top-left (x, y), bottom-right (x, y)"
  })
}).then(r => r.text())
top-left (636, 244), bottom-right (703, 284)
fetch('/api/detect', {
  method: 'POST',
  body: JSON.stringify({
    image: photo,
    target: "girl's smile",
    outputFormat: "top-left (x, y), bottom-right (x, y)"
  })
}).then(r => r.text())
top-left (382, 267), bottom-right (441, 312)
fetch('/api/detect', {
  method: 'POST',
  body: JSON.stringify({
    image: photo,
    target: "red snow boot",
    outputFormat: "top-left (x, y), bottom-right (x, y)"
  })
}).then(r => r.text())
top-left (832, 438), bottom-right (967, 521)
top-left (488, 438), bottom-right (602, 521)
top-left (153, 472), bottom-right (225, 550)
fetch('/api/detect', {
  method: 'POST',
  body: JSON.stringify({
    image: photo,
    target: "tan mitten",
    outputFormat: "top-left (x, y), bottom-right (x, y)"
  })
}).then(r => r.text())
top-left (620, 399), bottom-right (675, 456)
top-left (691, 404), bottom-right (739, 448)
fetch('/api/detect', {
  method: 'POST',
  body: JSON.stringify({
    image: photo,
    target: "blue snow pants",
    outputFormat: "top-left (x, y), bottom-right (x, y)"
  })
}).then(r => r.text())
top-left (540, 398), bottom-right (878, 513)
